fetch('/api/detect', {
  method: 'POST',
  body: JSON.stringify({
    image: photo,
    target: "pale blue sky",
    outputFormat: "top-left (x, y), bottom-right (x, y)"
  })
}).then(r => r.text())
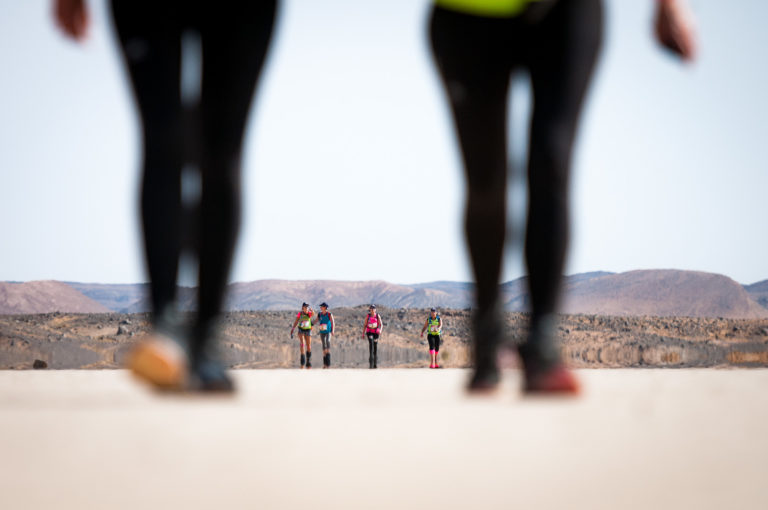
top-left (1, 0), bottom-right (766, 285)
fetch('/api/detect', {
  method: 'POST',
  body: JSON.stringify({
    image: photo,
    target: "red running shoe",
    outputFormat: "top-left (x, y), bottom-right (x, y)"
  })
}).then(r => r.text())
top-left (524, 363), bottom-right (579, 395)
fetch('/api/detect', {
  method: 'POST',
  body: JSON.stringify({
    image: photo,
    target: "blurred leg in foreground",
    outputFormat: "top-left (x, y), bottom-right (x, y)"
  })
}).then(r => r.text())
top-left (111, 0), bottom-right (277, 391)
top-left (430, 0), bottom-right (602, 394)
top-left (429, 0), bottom-right (696, 394)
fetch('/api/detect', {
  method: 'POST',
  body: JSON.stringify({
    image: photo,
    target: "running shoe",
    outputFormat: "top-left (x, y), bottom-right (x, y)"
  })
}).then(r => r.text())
top-left (523, 363), bottom-right (579, 395)
top-left (518, 315), bottom-right (579, 395)
top-left (127, 332), bottom-right (188, 391)
top-left (189, 357), bottom-right (234, 393)
top-left (467, 306), bottom-right (503, 394)
top-left (467, 366), bottom-right (500, 394)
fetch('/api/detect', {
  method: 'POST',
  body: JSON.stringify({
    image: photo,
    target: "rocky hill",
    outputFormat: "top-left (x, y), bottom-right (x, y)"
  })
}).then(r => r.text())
top-left (226, 280), bottom-right (439, 310)
top-left (68, 280), bottom-right (470, 313)
top-left (66, 282), bottom-right (151, 313)
top-left (501, 271), bottom-right (614, 310)
top-left (2, 270), bottom-right (767, 318)
top-left (745, 279), bottom-right (768, 309)
top-left (0, 281), bottom-right (110, 315)
top-left (561, 270), bottom-right (768, 319)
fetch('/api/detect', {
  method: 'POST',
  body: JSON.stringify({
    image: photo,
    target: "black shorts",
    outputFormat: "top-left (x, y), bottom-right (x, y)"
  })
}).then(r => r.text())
top-left (320, 333), bottom-right (331, 350)
top-left (298, 328), bottom-right (311, 337)
top-left (366, 332), bottom-right (379, 341)
top-left (427, 334), bottom-right (441, 351)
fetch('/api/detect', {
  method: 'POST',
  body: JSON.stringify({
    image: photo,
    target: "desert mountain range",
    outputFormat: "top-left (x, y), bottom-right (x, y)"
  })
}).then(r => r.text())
top-left (1, 269), bottom-right (767, 319)
top-left (0, 280), bottom-right (111, 315)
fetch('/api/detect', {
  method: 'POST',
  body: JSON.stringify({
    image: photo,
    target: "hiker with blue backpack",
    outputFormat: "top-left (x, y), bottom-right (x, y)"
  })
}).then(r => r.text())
top-left (315, 302), bottom-right (335, 368)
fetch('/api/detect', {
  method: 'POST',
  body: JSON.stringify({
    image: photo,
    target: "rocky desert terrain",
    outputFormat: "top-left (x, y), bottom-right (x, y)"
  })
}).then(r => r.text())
top-left (2, 306), bottom-right (767, 370)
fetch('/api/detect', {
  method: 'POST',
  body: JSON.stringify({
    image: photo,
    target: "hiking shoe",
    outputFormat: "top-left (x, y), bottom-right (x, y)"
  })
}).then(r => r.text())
top-left (467, 305), bottom-right (503, 394)
top-left (127, 332), bottom-right (188, 391)
top-left (467, 366), bottom-right (500, 394)
top-left (524, 363), bottom-right (579, 395)
top-left (518, 314), bottom-right (578, 395)
top-left (188, 358), bottom-right (235, 393)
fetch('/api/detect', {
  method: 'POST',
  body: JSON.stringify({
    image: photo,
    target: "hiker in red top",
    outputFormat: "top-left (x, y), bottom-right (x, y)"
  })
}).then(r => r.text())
top-left (361, 304), bottom-right (383, 369)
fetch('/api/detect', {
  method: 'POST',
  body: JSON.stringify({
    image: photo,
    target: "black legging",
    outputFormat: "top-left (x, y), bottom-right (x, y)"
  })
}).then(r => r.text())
top-left (427, 334), bottom-right (441, 352)
top-left (366, 333), bottom-right (379, 366)
top-left (111, 0), bottom-right (277, 359)
top-left (430, 0), bottom-right (602, 363)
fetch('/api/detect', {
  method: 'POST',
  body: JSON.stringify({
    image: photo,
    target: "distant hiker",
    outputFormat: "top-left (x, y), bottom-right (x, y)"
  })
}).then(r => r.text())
top-left (316, 302), bottom-right (335, 368)
top-left (361, 304), bottom-right (383, 369)
top-left (55, 0), bottom-right (278, 392)
top-left (420, 307), bottom-right (443, 368)
top-left (290, 303), bottom-right (314, 368)
top-left (428, 0), bottom-right (696, 394)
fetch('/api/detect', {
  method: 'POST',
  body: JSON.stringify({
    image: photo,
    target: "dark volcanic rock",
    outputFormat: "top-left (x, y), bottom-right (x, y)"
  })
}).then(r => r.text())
top-left (32, 359), bottom-right (48, 369)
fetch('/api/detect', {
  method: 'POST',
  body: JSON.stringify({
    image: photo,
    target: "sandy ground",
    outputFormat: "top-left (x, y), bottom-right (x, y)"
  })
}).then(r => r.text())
top-left (1, 368), bottom-right (766, 510)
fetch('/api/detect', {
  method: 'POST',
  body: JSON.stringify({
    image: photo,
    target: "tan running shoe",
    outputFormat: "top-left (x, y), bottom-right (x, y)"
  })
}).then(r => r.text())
top-left (127, 332), bottom-right (188, 390)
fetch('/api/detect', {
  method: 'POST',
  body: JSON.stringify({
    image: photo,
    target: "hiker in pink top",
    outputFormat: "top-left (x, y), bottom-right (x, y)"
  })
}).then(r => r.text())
top-left (361, 304), bottom-right (383, 369)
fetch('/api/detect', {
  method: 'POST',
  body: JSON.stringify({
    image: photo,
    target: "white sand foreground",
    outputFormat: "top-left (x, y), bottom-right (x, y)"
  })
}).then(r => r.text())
top-left (1, 368), bottom-right (766, 509)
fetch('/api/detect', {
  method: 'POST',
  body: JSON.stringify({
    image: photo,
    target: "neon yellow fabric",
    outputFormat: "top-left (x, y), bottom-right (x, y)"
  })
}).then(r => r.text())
top-left (434, 0), bottom-right (538, 17)
top-left (428, 317), bottom-right (441, 335)
top-left (299, 312), bottom-right (312, 330)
